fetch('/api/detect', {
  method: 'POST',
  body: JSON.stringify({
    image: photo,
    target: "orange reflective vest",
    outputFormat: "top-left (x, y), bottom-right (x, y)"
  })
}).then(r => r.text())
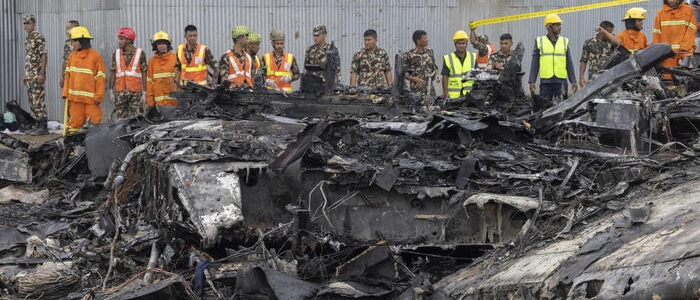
top-left (224, 50), bottom-right (253, 88)
top-left (146, 52), bottom-right (177, 107)
top-left (177, 43), bottom-right (208, 85)
top-left (263, 52), bottom-right (294, 92)
top-left (115, 47), bottom-right (144, 92)
top-left (653, 3), bottom-right (697, 55)
top-left (476, 44), bottom-right (495, 69)
top-left (62, 48), bottom-right (106, 104)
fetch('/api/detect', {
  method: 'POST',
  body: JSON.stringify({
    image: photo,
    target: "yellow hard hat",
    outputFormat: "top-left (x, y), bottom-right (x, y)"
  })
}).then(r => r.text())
top-left (544, 14), bottom-right (563, 27)
top-left (452, 30), bottom-right (469, 41)
top-left (70, 26), bottom-right (92, 39)
top-left (151, 30), bottom-right (171, 44)
top-left (623, 7), bottom-right (647, 20)
top-left (249, 32), bottom-right (261, 44)
top-left (231, 25), bottom-right (250, 39)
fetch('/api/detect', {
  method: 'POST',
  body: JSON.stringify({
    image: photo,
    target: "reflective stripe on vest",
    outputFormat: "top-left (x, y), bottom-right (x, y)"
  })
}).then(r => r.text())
top-left (263, 52), bottom-right (293, 92)
top-left (225, 50), bottom-right (252, 87)
top-left (177, 44), bottom-right (208, 85)
top-left (443, 52), bottom-right (475, 99)
top-left (68, 89), bottom-right (96, 98)
top-left (154, 95), bottom-right (174, 102)
top-left (115, 48), bottom-right (143, 92)
top-left (537, 36), bottom-right (568, 79)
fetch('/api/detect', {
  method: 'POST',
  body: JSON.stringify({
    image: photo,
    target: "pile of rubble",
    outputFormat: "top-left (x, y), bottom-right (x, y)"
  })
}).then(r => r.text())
top-left (0, 43), bottom-right (699, 299)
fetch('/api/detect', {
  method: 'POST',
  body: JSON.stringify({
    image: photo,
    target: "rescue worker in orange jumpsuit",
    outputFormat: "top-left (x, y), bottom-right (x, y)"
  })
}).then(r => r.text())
top-left (607, 8), bottom-right (649, 53)
top-left (62, 26), bottom-right (106, 131)
top-left (218, 25), bottom-right (253, 88)
top-left (109, 27), bottom-right (147, 118)
top-left (653, 0), bottom-right (697, 81)
top-left (146, 31), bottom-right (177, 118)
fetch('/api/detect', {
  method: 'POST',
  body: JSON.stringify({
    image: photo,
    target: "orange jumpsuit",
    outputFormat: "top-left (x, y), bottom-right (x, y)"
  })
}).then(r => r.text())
top-left (618, 29), bottom-right (648, 53)
top-left (653, 3), bottom-right (697, 73)
top-left (62, 48), bottom-right (106, 130)
top-left (146, 51), bottom-right (177, 107)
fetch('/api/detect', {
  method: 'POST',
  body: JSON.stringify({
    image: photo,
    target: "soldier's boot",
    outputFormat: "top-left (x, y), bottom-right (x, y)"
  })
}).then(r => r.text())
top-left (28, 120), bottom-right (48, 135)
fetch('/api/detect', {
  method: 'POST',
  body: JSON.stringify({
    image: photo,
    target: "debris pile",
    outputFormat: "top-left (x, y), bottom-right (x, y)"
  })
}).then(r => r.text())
top-left (0, 43), bottom-right (699, 299)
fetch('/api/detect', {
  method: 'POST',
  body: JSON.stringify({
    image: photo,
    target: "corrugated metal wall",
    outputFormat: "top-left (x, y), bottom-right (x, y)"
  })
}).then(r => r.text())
top-left (2, 0), bottom-right (670, 121)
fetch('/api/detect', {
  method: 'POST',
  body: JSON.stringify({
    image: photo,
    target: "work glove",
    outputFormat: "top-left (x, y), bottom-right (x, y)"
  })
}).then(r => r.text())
top-left (265, 79), bottom-right (279, 90)
top-left (280, 75), bottom-right (292, 83)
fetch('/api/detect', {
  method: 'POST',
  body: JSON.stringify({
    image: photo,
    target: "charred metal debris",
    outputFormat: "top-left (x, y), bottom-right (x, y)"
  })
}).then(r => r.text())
top-left (0, 44), bottom-right (700, 299)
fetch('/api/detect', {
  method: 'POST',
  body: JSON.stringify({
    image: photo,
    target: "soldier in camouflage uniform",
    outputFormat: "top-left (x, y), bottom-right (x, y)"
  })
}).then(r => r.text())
top-left (579, 21), bottom-right (615, 88)
top-left (109, 27), bottom-right (148, 118)
top-left (350, 29), bottom-right (392, 88)
top-left (403, 30), bottom-right (439, 96)
top-left (304, 25), bottom-right (341, 83)
top-left (488, 33), bottom-right (514, 71)
top-left (22, 14), bottom-right (48, 135)
top-left (60, 20), bottom-right (79, 88)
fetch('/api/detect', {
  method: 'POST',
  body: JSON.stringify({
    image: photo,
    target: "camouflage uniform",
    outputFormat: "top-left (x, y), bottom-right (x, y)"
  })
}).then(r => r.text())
top-left (403, 48), bottom-right (438, 96)
top-left (350, 47), bottom-right (391, 88)
top-left (63, 39), bottom-right (72, 63)
top-left (488, 49), bottom-right (512, 70)
top-left (24, 27), bottom-right (48, 121)
top-left (304, 43), bottom-right (341, 82)
top-left (111, 47), bottom-right (148, 118)
top-left (580, 36), bottom-right (614, 80)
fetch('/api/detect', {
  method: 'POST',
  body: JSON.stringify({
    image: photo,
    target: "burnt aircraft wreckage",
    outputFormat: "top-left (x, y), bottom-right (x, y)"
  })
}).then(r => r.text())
top-left (1, 43), bottom-right (700, 299)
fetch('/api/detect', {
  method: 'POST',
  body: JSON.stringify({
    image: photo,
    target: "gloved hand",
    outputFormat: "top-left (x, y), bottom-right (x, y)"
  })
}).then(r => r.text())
top-left (280, 75), bottom-right (292, 83)
top-left (265, 79), bottom-right (279, 90)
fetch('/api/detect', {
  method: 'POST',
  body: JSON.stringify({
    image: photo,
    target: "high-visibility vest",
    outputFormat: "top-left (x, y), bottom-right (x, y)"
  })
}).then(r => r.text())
top-left (476, 44), bottom-right (495, 69)
top-left (177, 43), bottom-right (208, 85)
top-left (146, 52), bottom-right (177, 107)
top-left (115, 47), bottom-right (144, 92)
top-left (263, 52), bottom-right (294, 92)
top-left (536, 35), bottom-right (569, 79)
top-left (62, 48), bottom-right (107, 104)
top-left (225, 50), bottom-right (253, 88)
top-left (443, 52), bottom-right (475, 99)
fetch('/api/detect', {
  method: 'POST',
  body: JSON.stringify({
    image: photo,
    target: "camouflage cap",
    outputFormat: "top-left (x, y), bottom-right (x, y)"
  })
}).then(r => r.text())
top-left (22, 14), bottom-right (36, 24)
top-left (313, 25), bottom-right (327, 36)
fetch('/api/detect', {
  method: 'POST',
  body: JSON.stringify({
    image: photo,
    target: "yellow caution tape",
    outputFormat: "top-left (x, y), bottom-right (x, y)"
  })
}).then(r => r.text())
top-left (469, 0), bottom-right (648, 29)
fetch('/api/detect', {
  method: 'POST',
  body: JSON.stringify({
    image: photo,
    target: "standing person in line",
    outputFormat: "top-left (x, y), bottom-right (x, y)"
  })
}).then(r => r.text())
top-left (60, 20), bottom-right (79, 88)
top-left (174, 25), bottom-right (217, 87)
top-left (605, 8), bottom-right (648, 53)
top-left (22, 14), bottom-right (49, 135)
top-left (350, 29), bottom-right (393, 88)
top-left (441, 30), bottom-right (476, 99)
top-left (528, 14), bottom-right (577, 109)
top-left (263, 30), bottom-right (301, 92)
top-left (62, 26), bottom-right (106, 132)
top-left (579, 21), bottom-right (615, 87)
top-left (219, 25), bottom-right (254, 88)
top-left (304, 25), bottom-right (341, 83)
top-left (247, 32), bottom-right (263, 71)
top-left (468, 27), bottom-right (494, 70)
top-left (653, 0), bottom-right (697, 82)
top-left (109, 27), bottom-right (147, 118)
top-left (146, 31), bottom-right (178, 117)
top-left (488, 33), bottom-right (514, 71)
top-left (403, 30), bottom-right (439, 99)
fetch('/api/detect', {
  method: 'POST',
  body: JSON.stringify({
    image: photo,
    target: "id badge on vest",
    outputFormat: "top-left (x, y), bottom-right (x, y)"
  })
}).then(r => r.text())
top-left (195, 57), bottom-right (203, 65)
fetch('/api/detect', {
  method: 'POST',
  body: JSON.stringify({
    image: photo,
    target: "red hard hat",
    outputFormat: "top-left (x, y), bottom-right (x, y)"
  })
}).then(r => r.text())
top-left (116, 27), bottom-right (136, 41)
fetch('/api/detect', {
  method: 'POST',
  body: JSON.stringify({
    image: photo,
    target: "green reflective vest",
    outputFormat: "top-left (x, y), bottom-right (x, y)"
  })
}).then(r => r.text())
top-left (536, 35), bottom-right (569, 79)
top-left (444, 52), bottom-right (475, 99)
